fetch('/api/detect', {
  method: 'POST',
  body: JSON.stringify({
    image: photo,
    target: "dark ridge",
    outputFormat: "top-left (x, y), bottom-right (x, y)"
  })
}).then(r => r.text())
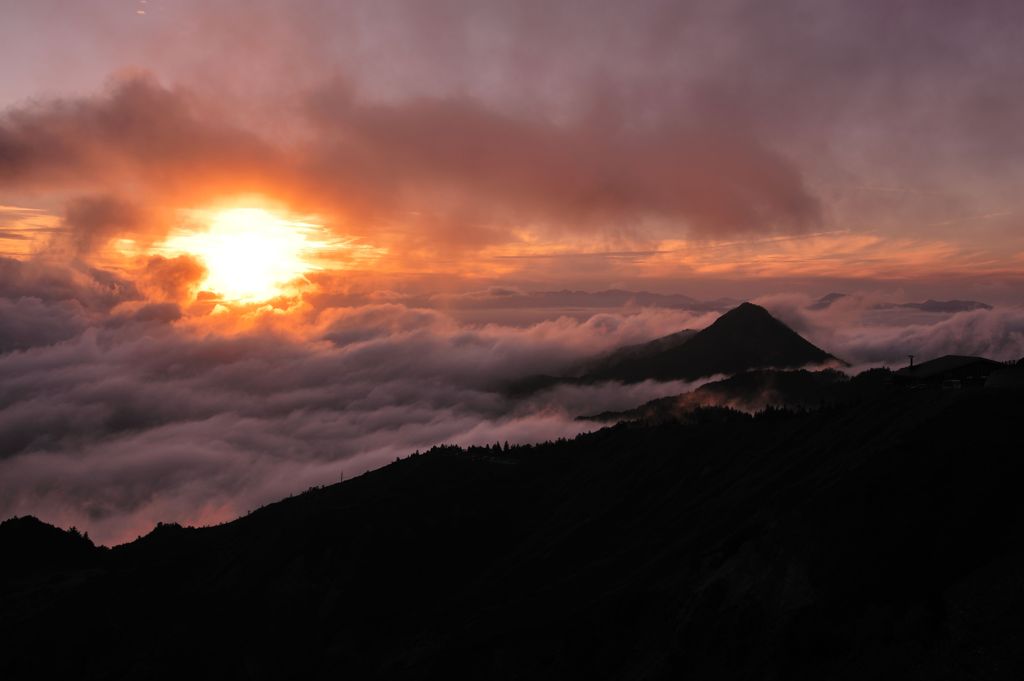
top-left (575, 328), bottom-right (699, 376)
top-left (0, 516), bottom-right (102, 582)
top-left (505, 329), bottom-right (699, 396)
top-left (808, 292), bottom-right (847, 310)
top-left (2, 387), bottom-right (1022, 679)
top-left (987, 361), bottom-right (1024, 389)
top-left (894, 299), bottom-right (993, 313)
top-left (895, 355), bottom-right (1005, 388)
top-left (582, 367), bottom-right (893, 423)
top-left (808, 295), bottom-right (992, 314)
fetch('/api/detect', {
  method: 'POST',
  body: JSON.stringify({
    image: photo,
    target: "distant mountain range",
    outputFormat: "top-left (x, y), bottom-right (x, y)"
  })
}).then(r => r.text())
top-left (583, 367), bottom-right (893, 422)
top-left (585, 353), bottom-right (1022, 423)
top-left (809, 292), bottom-right (992, 313)
top-left (512, 302), bottom-right (841, 393)
top-left (3, 387), bottom-right (1022, 679)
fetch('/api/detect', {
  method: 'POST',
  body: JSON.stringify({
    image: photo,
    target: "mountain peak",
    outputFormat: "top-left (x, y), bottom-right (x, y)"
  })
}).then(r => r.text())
top-left (715, 301), bottom-right (776, 322)
top-left (572, 302), bottom-right (840, 384)
top-left (706, 302), bottom-right (799, 335)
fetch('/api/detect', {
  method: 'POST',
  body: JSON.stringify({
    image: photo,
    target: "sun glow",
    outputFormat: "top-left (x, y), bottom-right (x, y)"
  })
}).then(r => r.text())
top-left (160, 207), bottom-right (328, 303)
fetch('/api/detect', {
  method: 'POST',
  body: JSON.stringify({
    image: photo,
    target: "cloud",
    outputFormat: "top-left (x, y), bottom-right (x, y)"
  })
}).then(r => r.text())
top-left (0, 296), bottom-right (88, 353)
top-left (138, 254), bottom-right (206, 302)
top-left (57, 195), bottom-right (148, 257)
top-left (0, 75), bottom-right (278, 197)
top-left (830, 307), bottom-right (1024, 366)
top-left (6, 1), bottom-right (1024, 280)
top-left (0, 275), bottom-right (713, 545)
top-left (0, 256), bottom-right (138, 309)
top-left (0, 73), bottom-right (821, 256)
top-left (302, 83), bottom-right (822, 240)
top-left (756, 292), bottom-right (1024, 366)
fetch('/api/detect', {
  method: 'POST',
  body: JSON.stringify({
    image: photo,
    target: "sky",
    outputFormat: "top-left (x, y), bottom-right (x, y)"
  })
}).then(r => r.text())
top-left (2, 0), bottom-right (1023, 543)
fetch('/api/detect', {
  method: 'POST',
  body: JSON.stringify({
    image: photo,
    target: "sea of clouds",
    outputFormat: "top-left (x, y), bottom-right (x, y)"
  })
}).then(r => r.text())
top-left (3, 256), bottom-right (1023, 544)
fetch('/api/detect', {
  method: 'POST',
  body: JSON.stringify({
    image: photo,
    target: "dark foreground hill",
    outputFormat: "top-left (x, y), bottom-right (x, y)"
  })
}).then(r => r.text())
top-left (3, 388), bottom-right (1023, 680)
top-left (584, 367), bottom-right (894, 422)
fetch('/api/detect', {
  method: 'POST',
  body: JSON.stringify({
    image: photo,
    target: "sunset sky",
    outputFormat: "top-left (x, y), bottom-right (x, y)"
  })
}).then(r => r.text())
top-left (3, 0), bottom-right (1023, 543)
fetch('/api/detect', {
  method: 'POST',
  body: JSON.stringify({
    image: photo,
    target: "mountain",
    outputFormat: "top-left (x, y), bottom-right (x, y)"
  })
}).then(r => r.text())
top-left (808, 293), bottom-right (992, 314)
top-left (2, 387), bottom-right (1022, 679)
top-left (579, 302), bottom-right (841, 384)
top-left (507, 329), bottom-right (700, 395)
top-left (583, 367), bottom-right (893, 422)
top-left (894, 355), bottom-right (1005, 387)
top-left (987, 360), bottom-right (1024, 389)
top-left (507, 303), bottom-right (836, 395)
top-left (893, 299), bottom-right (993, 313)
top-left (808, 292), bottom-right (847, 310)
top-left (576, 328), bottom-right (699, 375)
top-left (0, 516), bottom-right (100, 582)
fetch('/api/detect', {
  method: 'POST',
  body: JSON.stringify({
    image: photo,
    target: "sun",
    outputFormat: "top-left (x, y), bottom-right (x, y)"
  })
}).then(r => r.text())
top-left (160, 207), bottom-right (327, 303)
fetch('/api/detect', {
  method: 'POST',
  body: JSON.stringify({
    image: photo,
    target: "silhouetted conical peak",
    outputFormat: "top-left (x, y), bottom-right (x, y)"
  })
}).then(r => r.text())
top-left (580, 302), bottom-right (839, 383)
top-left (701, 302), bottom-right (817, 344)
top-left (710, 301), bottom-right (781, 326)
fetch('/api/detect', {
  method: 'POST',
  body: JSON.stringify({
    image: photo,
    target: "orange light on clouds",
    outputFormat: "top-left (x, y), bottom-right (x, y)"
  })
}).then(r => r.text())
top-left (157, 207), bottom-right (331, 303)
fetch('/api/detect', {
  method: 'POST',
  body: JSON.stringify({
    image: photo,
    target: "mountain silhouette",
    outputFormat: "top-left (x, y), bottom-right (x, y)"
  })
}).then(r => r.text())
top-left (808, 291), bottom-right (847, 309)
top-left (575, 328), bottom-right (699, 376)
top-left (2, 386), bottom-right (1022, 679)
top-left (580, 302), bottom-right (840, 384)
top-left (892, 299), bottom-right (993, 313)
top-left (0, 516), bottom-right (99, 582)
top-left (509, 302), bottom-right (841, 395)
top-left (985, 359), bottom-right (1024, 389)
top-left (808, 293), bottom-right (992, 313)
top-left (583, 367), bottom-right (893, 422)
top-left (507, 328), bottom-right (700, 395)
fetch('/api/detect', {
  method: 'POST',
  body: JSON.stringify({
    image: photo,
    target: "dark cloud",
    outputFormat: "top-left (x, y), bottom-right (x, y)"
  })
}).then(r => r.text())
top-left (0, 256), bottom-right (138, 310)
top-left (62, 195), bottom-right (145, 256)
top-left (0, 296), bottom-right (87, 353)
top-left (0, 73), bottom-right (820, 250)
top-left (138, 255), bottom-right (206, 302)
top-left (304, 85), bottom-right (822, 238)
top-left (0, 75), bottom-right (277, 196)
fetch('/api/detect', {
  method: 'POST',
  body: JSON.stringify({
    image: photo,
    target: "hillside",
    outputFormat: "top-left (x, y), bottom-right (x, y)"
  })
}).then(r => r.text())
top-left (584, 367), bottom-right (894, 422)
top-left (576, 328), bottom-right (699, 375)
top-left (2, 387), bottom-right (1022, 680)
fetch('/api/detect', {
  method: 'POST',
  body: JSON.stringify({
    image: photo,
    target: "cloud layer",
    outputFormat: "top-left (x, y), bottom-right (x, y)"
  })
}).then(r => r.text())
top-left (3, 251), bottom-right (1021, 544)
top-left (0, 256), bottom-right (721, 543)
top-left (1, 72), bottom-right (820, 261)
top-left (756, 292), bottom-right (1024, 368)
